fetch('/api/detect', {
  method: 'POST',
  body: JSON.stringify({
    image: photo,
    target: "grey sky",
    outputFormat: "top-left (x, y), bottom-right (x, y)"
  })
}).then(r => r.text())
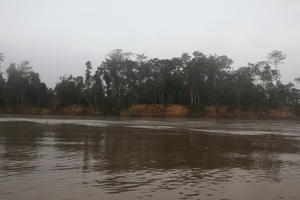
top-left (0, 0), bottom-right (299, 87)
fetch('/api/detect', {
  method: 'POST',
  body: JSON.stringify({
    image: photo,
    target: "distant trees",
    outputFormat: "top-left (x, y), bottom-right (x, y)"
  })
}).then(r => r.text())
top-left (4, 61), bottom-right (51, 107)
top-left (99, 49), bottom-right (135, 105)
top-left (53, 75), bottom-right (85, 110)
top-left (0, 50), bottom-right (298, 112)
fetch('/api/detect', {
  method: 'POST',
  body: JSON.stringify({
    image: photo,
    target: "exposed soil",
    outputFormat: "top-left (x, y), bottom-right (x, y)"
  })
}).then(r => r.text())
top-left (0, 104), bottom-right (298, 119)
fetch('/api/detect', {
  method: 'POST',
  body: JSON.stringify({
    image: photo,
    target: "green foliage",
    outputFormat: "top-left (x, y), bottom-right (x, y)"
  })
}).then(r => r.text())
top-left (267, 50), bottom-right (286, 67)
top-left (4, 62), bottom-right (51, 107)
top-left (54, 75), bottom-right (86, 110)
top-left (31, 107), bottom-right (42, 114)
top-left (0, 49), bottom-right (299, 115)
top-left (188, 104), bottom-right (206, 117)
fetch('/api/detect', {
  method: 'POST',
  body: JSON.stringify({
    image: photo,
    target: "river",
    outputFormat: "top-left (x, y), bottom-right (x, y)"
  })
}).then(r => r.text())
top-left (0, 116), bottom-right (300, 200)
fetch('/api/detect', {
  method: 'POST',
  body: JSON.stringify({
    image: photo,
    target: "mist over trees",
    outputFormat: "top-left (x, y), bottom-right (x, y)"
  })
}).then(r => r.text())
top-left (0, 60), bottom-right (52, 108)
top-left (0, 50), bottom-right (299, 113)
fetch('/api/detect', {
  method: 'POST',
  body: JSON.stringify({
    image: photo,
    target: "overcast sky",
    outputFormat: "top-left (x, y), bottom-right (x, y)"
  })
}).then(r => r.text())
top-left (0, 0), bottom-right (299, 87)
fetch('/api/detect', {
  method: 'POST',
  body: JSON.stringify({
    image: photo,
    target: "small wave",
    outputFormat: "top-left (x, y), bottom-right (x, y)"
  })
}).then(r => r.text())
top-left (0, 118), bottom-right (107, 127)
top-left (188, 129), bottom-right (298, 136)
top-left (125, 125), bottom-right (174, 130)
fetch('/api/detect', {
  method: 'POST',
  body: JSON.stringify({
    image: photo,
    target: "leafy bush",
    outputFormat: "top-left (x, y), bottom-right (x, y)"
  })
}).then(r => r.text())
top-left (31, 107), bottom-right (42, 114)
top-left (188, 104), bottom-right (206, 117)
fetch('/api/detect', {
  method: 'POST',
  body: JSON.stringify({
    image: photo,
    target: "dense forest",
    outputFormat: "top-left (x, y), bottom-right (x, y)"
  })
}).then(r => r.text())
top-left (0, 50), bottom-right (299, 114)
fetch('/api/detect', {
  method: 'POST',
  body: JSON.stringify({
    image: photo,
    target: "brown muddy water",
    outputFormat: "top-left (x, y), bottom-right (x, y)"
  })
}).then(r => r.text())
top-left (0, 117), bottom-right (300, 200)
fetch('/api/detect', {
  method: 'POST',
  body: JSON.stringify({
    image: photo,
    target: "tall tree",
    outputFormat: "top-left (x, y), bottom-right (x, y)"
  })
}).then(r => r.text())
top-left (267, 50), bottom-right (286, 105)
top-left (85, 61), bottom-right (92, 89)
top-left (83, 61), bottom-right (93, 108)
top-left (206, 54), bottom-right (233, 104)
top-left (6, 62), bottom-right (31, 105)
top-left (99, 49), bottom-right (133, 104)
top-left (5, 61), bottom-right (49, 107)
top-left (185, 51), bottom-right (206, 105)
top-left (0, 53), bottom-right (4, 106)
top-left (92, 67), bottom-right (105, 108)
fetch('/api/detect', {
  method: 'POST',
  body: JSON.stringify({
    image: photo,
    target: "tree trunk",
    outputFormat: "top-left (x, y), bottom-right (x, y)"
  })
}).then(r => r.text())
top-left (21, 88), bottom-right (24, 105)
top-left (275, 64), bottom-right (279, 106)
top-left (213, 74), bottom-right (217, 104)
top-left (94, 95), bottom-right (97, 109)
top-left (190, 89), bottom-right (193, 105)
top-left (161, 83), bottom-right (164, 104)
top-left (54, 98), bottom-right (60, 111)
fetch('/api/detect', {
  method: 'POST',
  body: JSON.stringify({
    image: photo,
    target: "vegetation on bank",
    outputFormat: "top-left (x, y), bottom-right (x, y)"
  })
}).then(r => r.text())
top-left (0, 50), bottom-right (300, 118)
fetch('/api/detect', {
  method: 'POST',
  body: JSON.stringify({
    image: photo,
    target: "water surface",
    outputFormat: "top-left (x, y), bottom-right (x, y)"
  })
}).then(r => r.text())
top-left (0, 117), bottom-right (300, 200)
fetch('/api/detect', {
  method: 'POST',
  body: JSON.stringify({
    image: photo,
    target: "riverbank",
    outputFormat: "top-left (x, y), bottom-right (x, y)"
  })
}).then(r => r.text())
top-left (120, 104), bottom-right (298, 119)
top-left (0, 104), bottom-right (299, 120)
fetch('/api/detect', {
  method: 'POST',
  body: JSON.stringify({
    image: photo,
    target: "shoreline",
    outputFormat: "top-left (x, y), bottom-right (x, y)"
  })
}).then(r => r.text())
top-left (0, 104), bottom-right (299, 121)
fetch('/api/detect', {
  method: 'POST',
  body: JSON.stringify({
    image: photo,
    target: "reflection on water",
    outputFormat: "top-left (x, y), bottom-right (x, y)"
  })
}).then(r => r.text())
top-left (0, 118), bottom-right (300, 200)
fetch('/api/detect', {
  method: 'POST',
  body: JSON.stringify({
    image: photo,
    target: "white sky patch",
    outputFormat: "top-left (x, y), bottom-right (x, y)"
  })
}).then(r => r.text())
top-left (0, 0), bottom-right (300, 87)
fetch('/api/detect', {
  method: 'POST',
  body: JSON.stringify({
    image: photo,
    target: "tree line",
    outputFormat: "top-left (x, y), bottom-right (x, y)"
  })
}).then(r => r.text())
top-left (0, 50), bottom-right (299, 113)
